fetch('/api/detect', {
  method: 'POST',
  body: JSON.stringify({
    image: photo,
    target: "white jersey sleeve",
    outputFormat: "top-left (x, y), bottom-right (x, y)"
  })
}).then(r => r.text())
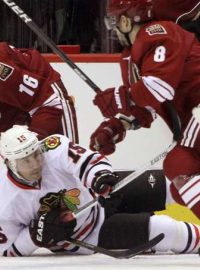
top-left (41, 135), bottom-right (113, 190)
top-left (0, 223), bottom-right (38, 256)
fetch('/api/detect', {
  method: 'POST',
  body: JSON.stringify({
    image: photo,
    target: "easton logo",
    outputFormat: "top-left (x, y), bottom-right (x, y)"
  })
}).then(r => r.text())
top-left (0, 63), bottom-right (14, 81)
top-left (36, 214), bottom-right (46, 242)
top-left (151, 151), bottom-right (167, 166)
top-left (3, 0), bottom-right (32, 23)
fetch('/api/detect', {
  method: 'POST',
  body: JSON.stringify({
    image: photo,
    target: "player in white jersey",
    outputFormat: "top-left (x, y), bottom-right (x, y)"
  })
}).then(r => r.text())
top-left (0, 125), bottom-right (200, 257)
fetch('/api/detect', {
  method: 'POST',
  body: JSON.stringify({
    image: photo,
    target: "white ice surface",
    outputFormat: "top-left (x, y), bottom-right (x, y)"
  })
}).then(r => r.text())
top-left (0, 249), bottom-right (199, 270)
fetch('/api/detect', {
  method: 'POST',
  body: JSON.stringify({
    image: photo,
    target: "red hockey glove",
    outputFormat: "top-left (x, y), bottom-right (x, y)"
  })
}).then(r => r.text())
top-left (92, 170), bottom-right (119, 196)
top-left (90, 117), bottom-right (126, 155)
top-left (93, 86), bottom-right (132, 118)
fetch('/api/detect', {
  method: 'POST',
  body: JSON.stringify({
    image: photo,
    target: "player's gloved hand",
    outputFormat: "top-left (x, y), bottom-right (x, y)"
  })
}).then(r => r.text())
top-left (29, 208), bottom-right (76, 247)
top-left (90, 117), bottom-right (126, 155)
top-left (93, 86), bottom-right (132, 118)
top-left (92, 170), bottom-right (119, 196)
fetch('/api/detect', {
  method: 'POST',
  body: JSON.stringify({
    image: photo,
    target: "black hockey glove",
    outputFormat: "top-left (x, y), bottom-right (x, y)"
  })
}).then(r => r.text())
top-left (92, 170), bottom-right (119, 196)
top-left (37, 190), bottom-right (65, 215)
top-left (29, 208), bottom-right (76, 247)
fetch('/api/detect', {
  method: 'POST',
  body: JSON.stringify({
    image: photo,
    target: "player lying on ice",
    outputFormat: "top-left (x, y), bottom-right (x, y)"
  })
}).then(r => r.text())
top-left (0, 125), bottom-right (199, 257)
top-left (90, 0), bottom-right (200, 221)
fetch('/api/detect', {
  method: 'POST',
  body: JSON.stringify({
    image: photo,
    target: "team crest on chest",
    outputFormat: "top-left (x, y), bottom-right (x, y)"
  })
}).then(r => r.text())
top-left (0, 62), bottom-right (14, 81)
top-left (146, 24), bottom-right (167, 36)
top-left (44, 136), bottom-right (61, 151)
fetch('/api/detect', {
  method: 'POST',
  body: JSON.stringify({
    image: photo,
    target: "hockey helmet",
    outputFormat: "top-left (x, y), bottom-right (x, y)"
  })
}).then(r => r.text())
top-left (0, 125), bottom-right (39, 161)
top-left (105, 0), bottom-right (154, 30)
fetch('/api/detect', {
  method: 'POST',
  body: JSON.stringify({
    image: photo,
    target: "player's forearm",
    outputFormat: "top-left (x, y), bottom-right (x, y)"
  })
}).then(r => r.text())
top-left (3, 227), bottom-right (38, 257)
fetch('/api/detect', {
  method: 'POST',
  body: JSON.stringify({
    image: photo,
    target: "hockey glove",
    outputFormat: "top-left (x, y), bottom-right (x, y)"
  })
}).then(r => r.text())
top-left (29, 208), bottom-right (76, 247)
top-left (90, 117), bottom-right (126, 155)
top-left (93, 86), bottom-right (132, 118)
top-left (37, 190), bottom-right (65, 215)
top-left (92, 170), bottom-right (119, 196)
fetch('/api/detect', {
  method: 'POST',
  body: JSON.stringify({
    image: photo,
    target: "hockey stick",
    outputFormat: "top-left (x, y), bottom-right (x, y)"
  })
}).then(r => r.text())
top-left (74, 140), bottom-right (176, 217)
top-left (68, 233), bottom-right (164, 259)
top-left (1, 0), bottom-right (99, 93)
top-left (111, 140), bottom-right (176, 192)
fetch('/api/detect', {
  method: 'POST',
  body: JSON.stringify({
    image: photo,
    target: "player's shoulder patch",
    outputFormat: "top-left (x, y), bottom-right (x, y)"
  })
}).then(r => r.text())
top-left (145, 24), bottom-right (167, 36)
top-left (42, 136), bottom-right (61, 151)
top-left (0, 62), bottom-right (14, 81)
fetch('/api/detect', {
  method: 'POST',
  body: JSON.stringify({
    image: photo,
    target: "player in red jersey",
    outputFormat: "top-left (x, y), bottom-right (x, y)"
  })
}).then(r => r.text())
top-left (90, 0), bottom-right (200, 219)
top-left (0, 42), bottom-right (78, 142)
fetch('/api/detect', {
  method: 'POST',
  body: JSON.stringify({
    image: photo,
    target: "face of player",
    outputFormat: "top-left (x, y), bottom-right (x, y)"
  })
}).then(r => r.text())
top-left (117, 15), bottom-right (132, 33)
top-left (15, 149), bottom-right (42, 182)
top-left (113, 15), bottom-right (140, 47)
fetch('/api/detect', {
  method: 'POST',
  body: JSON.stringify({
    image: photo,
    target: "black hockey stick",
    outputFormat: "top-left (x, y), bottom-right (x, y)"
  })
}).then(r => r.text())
top-left (1, 0), bottom-right (99, 93)
top-left (69, 233), bottom-right (164, 259)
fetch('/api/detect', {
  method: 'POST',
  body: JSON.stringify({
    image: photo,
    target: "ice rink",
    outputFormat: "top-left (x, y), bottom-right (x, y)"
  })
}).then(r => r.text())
top-left (0, 250), bottom-right (199, 270)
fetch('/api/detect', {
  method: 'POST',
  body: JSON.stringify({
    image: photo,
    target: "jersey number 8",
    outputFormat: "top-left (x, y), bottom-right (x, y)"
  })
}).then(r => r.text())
top-left (154, 46), bottom-right (166, 62)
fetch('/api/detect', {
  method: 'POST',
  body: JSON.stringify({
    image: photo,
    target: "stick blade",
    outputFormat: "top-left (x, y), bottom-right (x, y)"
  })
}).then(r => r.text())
top-left (118, 233), bottom-right (165, 259)
top-left (71, 233), bottom-right (164, 259)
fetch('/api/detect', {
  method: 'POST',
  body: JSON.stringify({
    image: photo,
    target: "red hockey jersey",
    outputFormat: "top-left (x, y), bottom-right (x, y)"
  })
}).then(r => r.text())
top-left (120, 21), bottom-right (200, 131)
top-left (0, 42), bottom-right (60, 111)
top-left (0, 42), bottom-right (78, 140)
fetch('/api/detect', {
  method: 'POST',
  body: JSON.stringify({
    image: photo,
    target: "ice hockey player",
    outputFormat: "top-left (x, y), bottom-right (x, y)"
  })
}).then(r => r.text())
top-left (0, 125), bottom-right (199, 256)
top-left (0, 42), bottom-right (78, 142)
top-left (90, 0), bottom-right (200, 220)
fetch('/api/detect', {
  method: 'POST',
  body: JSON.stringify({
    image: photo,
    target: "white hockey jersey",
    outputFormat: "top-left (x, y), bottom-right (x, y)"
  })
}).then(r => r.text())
top-left (0, 135), bottom-right (113, 256)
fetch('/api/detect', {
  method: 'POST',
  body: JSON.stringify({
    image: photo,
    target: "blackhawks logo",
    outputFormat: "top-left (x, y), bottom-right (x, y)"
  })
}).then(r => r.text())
top-left (61, 189), bottom-right (80, 212)
top-left (44, 136), bottom-right (61, 151)
top-left (38, 188), bottom-right (80, 215)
